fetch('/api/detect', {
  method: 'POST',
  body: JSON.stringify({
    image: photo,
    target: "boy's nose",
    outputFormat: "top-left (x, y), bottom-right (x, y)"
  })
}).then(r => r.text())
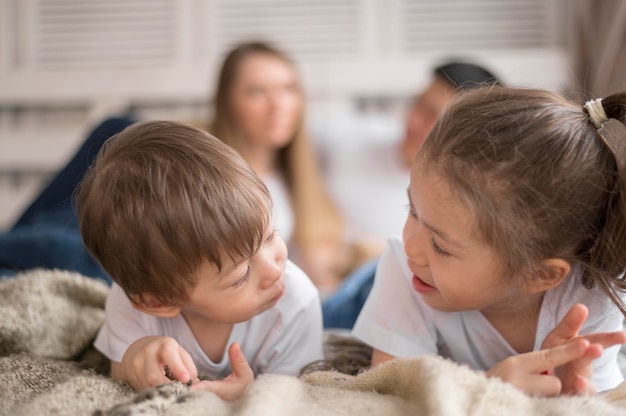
top-left (260, 260), bottom-right (283, 289)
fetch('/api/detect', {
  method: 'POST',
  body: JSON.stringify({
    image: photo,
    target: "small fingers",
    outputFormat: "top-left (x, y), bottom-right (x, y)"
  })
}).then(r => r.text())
top-left (138, 357), bottom-right (172, 388)
top-left (489, 355), bottom-right (563, 396)
top-left (571, 374), bottom-right (597, 395)
top-left (565, 342), bottom-right (602, 375)
top-left (579, 331), bottom-right (626, 350)
top-left (535, 339), bottom-right (590, 373)
top-left (188, 343), bottom-right (254, 401)
top-left (160, 348), bottom-right (197, 385)
top-left (189, 378), bottom-right (250, 401)
top-left (542, 304), bottom-right (588, 349)
top-left (523, 373), bottom-right (563, 397)
top-left (488, 340), bottom-right (591, 397)
top-left (228, 343), bottom-right (254, 383)
top-left (145, 337), bottom-right (195, 386)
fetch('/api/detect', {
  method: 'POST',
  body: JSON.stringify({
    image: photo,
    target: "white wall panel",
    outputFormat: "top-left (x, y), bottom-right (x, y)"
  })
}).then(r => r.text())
top-left (0, 0), bottom-right (571, 230)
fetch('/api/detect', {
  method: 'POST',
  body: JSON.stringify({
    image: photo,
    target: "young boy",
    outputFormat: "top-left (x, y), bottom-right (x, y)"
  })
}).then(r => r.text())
top-left (75, 120), bottom-right (323, 400)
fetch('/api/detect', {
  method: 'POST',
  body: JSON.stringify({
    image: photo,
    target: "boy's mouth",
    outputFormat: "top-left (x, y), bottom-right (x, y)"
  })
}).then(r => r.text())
top-left (271, 287), bottom-right (285, 303)
top-left (269, 280), bottom-right (286, 304)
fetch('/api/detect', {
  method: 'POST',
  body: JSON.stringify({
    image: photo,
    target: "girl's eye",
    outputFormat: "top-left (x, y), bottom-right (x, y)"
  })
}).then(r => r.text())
top-left (234, 267), bottom-right (250, 287)
top-left (406, 203), bottom-right (417, 218)
top-left (430, 238), bottom-right (450, 256)
top-left (283, 83), bottom-right (299, 94)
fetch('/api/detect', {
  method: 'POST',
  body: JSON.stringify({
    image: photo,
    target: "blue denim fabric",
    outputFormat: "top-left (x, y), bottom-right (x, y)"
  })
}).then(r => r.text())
top-left (0, 116), bottom-right (135, 284)
top-left (322, 257), bottom-right (378, 329)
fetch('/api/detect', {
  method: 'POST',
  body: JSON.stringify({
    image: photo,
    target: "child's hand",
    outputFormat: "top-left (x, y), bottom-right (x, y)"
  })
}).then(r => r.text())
top-left (541, 303), bottom-right (626, 395)
top-left (486, 339), bottom-right (592, 396)
top-left (189, 342), bottom-right (254, 401)
top-left (115, 336), bottom-right (199, 390)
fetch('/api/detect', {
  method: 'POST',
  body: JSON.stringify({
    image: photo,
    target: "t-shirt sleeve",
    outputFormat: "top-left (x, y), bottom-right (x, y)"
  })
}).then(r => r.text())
top-left (352, 236), bottom-right (438, 358)
top-left (584, 294), bottom-right (625, 392)
top-left (93, 283), bottom-right (152, 363)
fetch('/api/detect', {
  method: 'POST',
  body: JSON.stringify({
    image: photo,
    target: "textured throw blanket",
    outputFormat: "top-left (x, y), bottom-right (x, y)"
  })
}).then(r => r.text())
top-left (2, 269), bottom-right (626, 416)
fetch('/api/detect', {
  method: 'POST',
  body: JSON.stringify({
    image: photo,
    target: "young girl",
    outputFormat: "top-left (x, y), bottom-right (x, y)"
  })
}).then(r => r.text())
top-left (353, 86), bottom-right (626, 396)
top-left (209, 42), bottom-right (347, 292)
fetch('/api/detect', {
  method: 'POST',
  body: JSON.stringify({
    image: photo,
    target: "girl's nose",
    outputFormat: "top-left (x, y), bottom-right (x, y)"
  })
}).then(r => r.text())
top-left (403, 223), bottom-right (429, 267)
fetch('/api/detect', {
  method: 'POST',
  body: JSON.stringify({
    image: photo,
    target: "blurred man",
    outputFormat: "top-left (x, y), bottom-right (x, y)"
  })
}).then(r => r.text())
top-left (318, 61), bottom-right (500, 328)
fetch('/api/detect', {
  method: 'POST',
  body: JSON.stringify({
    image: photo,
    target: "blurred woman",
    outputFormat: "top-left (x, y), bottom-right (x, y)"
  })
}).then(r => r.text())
top-left (209, 41), bottom-right (346, 292)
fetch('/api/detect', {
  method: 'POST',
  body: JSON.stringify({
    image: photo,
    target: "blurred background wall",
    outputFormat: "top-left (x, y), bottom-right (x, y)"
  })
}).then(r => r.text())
top-left (0, 0), bottom-right (624, 230)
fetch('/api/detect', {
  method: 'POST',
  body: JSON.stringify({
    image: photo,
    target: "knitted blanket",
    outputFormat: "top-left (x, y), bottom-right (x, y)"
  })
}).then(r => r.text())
top-left (2, 269), bottom-right (626, 416)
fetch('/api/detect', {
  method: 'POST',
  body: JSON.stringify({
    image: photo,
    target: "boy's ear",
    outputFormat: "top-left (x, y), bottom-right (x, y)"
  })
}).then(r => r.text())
top-left (130, 293), bottom-right (181, 318)
top-left (525, 258), bottom-right (571, 294)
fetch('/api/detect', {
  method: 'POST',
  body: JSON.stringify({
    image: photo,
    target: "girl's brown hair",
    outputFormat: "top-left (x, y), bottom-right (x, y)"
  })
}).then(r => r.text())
top-left (210, 41), bottom-right (344, 268)
top-left (76, 120), bottom-right (272, 305)
top-left (419, 86), bottom-right (626, 314)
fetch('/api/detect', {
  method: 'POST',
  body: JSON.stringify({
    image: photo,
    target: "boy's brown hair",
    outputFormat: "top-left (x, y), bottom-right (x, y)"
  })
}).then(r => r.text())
top-left (75, 120), bottom-right (272, 305)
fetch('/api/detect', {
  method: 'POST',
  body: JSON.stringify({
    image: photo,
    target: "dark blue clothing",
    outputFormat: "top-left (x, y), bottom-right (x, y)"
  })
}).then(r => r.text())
top-left (321, 257), bottom-right (377, 329)
top-left (13, 117), bottom-right (135, 228)
top-left (0, 117), bottom-right (136, 284)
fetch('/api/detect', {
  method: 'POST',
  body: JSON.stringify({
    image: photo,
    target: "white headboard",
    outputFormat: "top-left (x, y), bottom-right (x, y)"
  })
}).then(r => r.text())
top-left (0, 0), bottom-right (571, 230)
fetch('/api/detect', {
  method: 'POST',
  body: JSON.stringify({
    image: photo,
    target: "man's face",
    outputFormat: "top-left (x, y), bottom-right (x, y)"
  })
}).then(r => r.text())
top-left (400, 77), bottom-right (456, 167)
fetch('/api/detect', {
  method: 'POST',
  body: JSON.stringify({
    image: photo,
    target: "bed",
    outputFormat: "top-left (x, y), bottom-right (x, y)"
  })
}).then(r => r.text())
top-left (2, 269), bottom-right (626, 416)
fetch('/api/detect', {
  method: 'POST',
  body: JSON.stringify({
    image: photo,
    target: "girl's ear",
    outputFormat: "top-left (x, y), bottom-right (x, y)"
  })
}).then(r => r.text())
top-left (526, 258), bottom-right (571, 294)
top-left (130, 294), bottom-right (181, 318)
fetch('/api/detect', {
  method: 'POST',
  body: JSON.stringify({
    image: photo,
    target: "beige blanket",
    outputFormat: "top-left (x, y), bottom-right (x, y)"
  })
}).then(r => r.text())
top-left (2, 269), bottom-right (626, 416)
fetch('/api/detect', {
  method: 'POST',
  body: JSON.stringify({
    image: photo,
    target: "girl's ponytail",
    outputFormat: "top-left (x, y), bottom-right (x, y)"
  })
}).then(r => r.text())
top-left (583, 92), bottom-right (626, 314)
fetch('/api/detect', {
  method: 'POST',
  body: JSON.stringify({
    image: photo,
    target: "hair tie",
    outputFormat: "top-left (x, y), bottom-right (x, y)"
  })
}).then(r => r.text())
top-left (584, 98), bottom-right (609, 129)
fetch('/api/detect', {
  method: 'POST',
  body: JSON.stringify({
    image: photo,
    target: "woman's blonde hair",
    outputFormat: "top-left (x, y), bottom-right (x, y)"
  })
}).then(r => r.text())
top-left (210, 41), bottom-right (344, 259)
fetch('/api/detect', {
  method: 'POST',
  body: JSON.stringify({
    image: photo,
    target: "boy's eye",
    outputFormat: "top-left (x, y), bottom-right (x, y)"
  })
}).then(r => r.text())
top-left (234, 267), bottom-right (250, 287)
top-left (430, 238), bottom-right (450, 256)
top-left (264, 230), bottom-right (275, 245)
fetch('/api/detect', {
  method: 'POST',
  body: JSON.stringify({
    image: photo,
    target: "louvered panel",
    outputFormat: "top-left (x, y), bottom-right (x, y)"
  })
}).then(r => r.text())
top-left (400, 0), bottom-right (553, 52)
top-left (211, 0), bottom-right (361, 61)
top-left (32, 0), bottom-right (178, 69)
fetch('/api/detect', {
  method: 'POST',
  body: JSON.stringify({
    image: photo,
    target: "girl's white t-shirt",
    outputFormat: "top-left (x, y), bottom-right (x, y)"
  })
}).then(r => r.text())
top-left (95, 260), bottom-right (323, 378)
top-left (353, 236), bottom-right (625, 392)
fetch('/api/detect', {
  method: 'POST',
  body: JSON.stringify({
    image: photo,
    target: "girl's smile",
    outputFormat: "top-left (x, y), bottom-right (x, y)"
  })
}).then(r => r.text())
top-left (411, 273), bottom-right (437, 294)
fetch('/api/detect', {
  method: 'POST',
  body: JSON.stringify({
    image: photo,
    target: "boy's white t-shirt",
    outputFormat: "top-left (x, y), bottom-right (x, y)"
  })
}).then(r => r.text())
top-left (95, 260), bottom-right (323, 378)
top-left (353, 236), bottom-right (625, 392)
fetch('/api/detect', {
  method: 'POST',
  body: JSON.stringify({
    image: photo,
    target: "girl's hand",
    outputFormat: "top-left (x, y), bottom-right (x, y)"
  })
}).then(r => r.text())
top-left (541, 303), bottom-right (626, 395)
top-left (487, 339), bottom-right (592, 396)
top-left (189, 342), bottom-right (254, 401)
top-left (113, 336), bottom-right (199, 391)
